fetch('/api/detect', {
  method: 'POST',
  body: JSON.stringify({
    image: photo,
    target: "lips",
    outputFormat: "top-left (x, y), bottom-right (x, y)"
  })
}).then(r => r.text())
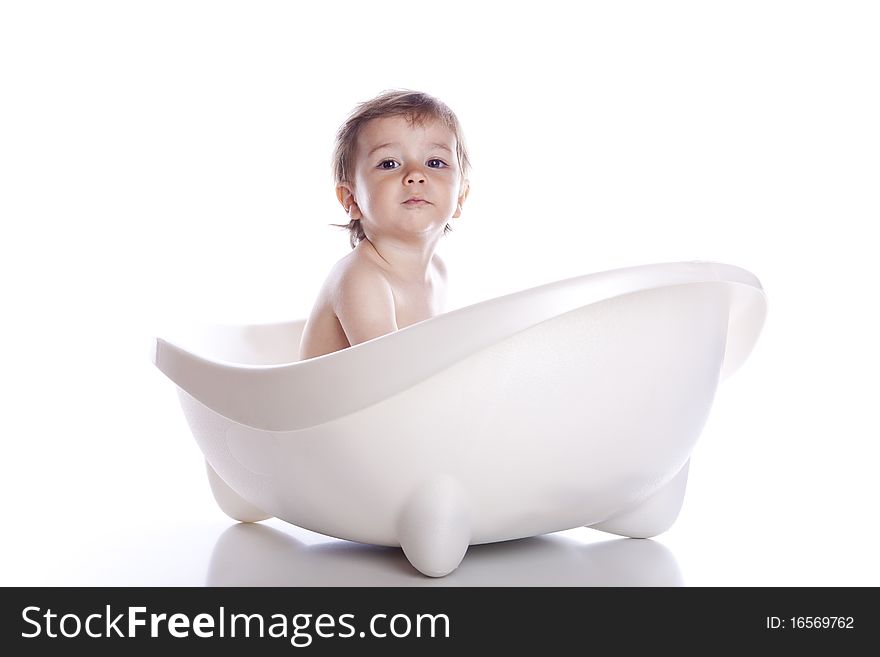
top-left (403, 198), bottom-right (429, 205)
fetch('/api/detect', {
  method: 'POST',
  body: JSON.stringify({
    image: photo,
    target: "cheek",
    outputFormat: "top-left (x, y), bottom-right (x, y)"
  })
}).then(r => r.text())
top-left (367, 178), bottom-right (392, 197)
top-left (355, 181), bottom-right (380, 206)
top-left (445, 181), bottom-right (462, 202)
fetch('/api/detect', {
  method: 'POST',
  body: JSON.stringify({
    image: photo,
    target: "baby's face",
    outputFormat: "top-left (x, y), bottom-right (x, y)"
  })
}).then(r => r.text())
top-left (342, 115), bottom-right (465, 243)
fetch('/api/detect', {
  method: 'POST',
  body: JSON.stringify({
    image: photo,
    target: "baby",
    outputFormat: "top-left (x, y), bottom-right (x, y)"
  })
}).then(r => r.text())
top-left (299, 90), bottom-right (471, 360)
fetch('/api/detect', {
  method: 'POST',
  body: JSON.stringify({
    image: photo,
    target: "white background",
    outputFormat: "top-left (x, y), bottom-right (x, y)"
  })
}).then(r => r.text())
top-left (2, 0), bottom-right (878, 586)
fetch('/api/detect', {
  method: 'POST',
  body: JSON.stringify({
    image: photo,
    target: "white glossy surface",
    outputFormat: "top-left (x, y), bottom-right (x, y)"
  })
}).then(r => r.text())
top-left (153, 263), bottom-right (765, 576)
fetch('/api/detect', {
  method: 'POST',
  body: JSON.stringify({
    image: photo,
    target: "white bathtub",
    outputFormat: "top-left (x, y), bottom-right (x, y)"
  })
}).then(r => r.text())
top-left (152, 261), bottom-right (766, 577)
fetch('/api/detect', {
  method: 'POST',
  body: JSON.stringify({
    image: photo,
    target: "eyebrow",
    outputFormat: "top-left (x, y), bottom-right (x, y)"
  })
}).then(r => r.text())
top-left (367, 142), bottom-right (453, 157)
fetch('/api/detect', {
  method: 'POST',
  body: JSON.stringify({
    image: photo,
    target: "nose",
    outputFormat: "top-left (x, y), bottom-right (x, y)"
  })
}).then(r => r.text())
top-left (404, 165), bottom-right (426, 184)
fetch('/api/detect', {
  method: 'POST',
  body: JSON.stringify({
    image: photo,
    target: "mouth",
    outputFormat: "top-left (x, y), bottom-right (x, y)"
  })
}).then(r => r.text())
top-left (403, 198), bottom-right (430, 205)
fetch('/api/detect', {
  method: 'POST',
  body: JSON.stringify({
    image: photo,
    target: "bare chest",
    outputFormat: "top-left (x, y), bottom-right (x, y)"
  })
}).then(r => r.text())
top-left (390, 280), bottom-right (446, 328)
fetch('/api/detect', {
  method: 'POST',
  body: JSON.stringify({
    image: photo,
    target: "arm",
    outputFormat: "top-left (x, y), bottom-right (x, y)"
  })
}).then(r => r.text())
top-left (333, 267), bottom-right (399, 346)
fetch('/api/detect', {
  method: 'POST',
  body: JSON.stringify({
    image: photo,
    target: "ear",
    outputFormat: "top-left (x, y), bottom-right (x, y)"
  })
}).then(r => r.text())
top-left (452, 180), bottom-right (470, 219)
top-left (336, 183), bottom-right (363, 221)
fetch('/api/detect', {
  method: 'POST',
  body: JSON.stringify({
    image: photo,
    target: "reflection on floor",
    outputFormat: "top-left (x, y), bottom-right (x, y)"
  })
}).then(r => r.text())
top-left (206, 523), bottom-right (683, 586)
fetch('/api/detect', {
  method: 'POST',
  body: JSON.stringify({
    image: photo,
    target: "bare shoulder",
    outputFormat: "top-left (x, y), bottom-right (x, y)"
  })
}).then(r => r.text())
top-left (332, 255), bottom-right (392, 306)
top-left (331, 251), bottom-right (398, 345)
top-left (299, 251), bottom-right (393, 359)
top-left (329, 248), bottom-right (388, 300)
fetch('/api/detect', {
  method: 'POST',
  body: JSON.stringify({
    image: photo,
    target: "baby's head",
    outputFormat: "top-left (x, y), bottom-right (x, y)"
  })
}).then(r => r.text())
top-left (331, 89), bottom-right (471, 249)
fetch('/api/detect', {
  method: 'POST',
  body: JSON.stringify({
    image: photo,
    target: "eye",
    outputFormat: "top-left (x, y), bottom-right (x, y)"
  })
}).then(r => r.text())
top-left (378, 159), bottom-right (399, 170)
top-left (427, 159), bottom-right (448, 168)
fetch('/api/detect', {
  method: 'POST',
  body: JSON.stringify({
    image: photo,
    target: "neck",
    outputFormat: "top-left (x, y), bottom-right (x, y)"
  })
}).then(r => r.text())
top-left (360, 235), bottom-right (440, 284)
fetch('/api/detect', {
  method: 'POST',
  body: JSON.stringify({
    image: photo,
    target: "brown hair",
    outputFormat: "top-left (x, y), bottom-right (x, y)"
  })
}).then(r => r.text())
top-left (330, 89), bottom-right (472, 248)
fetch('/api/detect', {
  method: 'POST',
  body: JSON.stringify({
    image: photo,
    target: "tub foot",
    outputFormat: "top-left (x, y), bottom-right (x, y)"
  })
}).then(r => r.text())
top-left (206, 460), bottom-right (271, 523)
top-left (589, 460), bottom-right (690, 538)
top-left (397, 477), bottom-right (470, 577)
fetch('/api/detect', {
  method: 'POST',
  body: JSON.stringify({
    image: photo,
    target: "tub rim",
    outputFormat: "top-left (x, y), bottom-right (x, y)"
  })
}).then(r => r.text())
top-left (153, 260), bottom-right (766, 431)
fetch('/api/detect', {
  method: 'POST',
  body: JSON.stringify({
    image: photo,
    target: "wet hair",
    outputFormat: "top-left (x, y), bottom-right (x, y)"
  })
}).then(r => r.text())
top-left (330, 89), bottom-right (472, 249)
